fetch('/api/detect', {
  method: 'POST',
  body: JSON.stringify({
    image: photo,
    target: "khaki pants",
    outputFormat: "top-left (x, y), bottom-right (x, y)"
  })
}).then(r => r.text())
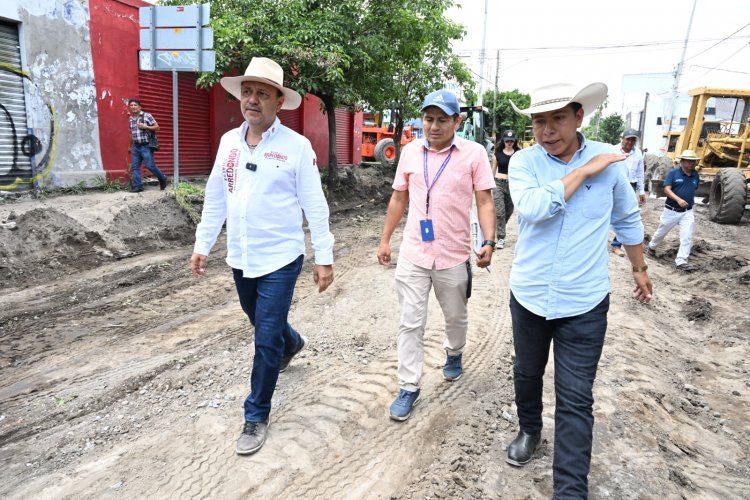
top-left (395, 255), bottom-right (469, 391)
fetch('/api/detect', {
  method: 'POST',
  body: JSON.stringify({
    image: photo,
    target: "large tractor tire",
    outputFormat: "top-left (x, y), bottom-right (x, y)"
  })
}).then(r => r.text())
top-left (708, 168), bottom-right (747, 224)
top-left (644, 153), bottom-right (660, 190)
top-left (374, 138), bottom-right (397, 167)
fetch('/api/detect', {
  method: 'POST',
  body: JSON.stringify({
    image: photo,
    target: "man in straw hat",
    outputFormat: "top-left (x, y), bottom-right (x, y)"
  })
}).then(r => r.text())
top-left (190, 57), bottom-right (334, 455)
top-left (645, 149), bottom-right (701, 270)
top-left (505, 82), bottom-right (653, 497)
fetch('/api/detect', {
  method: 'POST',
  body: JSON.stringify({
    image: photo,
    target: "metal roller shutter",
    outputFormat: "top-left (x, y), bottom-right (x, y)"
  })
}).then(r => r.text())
top-left (278, 108), bottom-right (301, 133)
top-left (137, 71), bottom-right (211, 176)
top-left (0, 21), bottom-right (31, 186)
top-left (334, 108), bottom-right (353, 164)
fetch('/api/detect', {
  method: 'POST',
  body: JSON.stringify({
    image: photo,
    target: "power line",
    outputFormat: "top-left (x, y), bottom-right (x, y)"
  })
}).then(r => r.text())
top-left (683, 21), bottom-right (750, 62)
top-left (456, 35), bottom-right (750, 54)
top-left (690, 64), bottom-right (750, 75)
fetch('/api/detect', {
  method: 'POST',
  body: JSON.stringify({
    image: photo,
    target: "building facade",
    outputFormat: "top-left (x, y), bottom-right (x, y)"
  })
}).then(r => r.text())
top-left (0, 0), bottom-right (361, 192)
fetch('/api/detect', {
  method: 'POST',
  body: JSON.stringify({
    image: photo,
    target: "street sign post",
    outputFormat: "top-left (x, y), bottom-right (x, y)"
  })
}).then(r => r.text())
top-left (138, 3), bottom-right (213, 186)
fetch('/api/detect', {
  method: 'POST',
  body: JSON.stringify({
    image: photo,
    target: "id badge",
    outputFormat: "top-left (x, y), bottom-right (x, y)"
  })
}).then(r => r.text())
top-left (420, 219), bottom-right (435, 241)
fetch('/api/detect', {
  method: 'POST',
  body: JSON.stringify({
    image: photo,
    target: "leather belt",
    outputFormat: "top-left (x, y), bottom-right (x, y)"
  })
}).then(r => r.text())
top-left (665, 204), bottom-right (691, 213)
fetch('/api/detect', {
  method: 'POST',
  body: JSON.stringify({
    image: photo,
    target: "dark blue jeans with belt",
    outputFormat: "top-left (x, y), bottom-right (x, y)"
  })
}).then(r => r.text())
top-left (232, 255), bottom-right (305, 423)
top-left (510, 292), bottom-right (609, 499)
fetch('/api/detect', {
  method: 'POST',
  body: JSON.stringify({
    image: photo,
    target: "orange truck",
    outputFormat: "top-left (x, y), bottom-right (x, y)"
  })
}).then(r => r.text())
top-left (361, 125), bottom-right (415, 167)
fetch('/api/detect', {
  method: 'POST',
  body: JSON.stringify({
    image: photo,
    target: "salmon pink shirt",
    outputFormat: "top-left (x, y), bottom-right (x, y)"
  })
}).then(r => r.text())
top-left (393, 136), bottom-right (494, 270)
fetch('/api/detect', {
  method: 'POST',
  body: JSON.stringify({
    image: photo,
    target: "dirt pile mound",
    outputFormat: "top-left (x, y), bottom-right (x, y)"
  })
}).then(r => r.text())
top-left (0, 192), bottom-right (194, 290)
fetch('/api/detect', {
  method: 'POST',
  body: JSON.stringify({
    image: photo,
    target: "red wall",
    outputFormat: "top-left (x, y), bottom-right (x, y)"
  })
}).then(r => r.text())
top-left (91, 0), bottom-right (362, 176)
top-left (211, 90), bottom-right (362, 167)
top-left (89, 0), bottom-right (146, 179)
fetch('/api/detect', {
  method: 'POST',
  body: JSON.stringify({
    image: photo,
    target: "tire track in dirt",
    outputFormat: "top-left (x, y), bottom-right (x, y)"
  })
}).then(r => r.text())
top-left (146, 251), bottom-right (512, 499)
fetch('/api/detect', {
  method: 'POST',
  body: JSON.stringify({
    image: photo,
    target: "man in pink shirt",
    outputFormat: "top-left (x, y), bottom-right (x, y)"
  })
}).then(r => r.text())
top-left (377, 89), bottom-right (496, 421)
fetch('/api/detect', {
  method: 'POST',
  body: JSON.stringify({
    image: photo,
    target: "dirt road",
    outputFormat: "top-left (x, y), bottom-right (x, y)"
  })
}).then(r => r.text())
top-left (1, 171), bottom-right (749, 499)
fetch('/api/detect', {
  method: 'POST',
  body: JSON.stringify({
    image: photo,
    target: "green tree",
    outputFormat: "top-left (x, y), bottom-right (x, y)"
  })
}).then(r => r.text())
top-left (173, 0), bottom-right (360, 188)
top-left (481, 89), bottom-right (531, 143)
top-left (182, 0), bottom-right (470, 185)
top-left (599, 113), bottom-right (625, 144)
top-left (350, 0), bottom-right (472, 166)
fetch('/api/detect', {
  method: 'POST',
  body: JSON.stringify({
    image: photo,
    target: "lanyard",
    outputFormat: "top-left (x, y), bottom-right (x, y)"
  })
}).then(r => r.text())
top-left (423, 144), bottom-right (453, 216)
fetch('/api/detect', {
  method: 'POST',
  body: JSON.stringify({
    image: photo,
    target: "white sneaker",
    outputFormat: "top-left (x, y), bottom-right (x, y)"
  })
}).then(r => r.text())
top-left (496, 239), bottom-right (505, 249)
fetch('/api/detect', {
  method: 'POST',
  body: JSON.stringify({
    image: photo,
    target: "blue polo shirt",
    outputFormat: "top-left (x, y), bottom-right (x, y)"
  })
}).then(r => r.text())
top-left (664, 167), bottom-right (700, 209)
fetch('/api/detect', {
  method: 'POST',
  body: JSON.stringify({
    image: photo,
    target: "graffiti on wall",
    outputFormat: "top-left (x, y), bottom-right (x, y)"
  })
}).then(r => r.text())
top-left (0, 63), bottom-right (57, 191)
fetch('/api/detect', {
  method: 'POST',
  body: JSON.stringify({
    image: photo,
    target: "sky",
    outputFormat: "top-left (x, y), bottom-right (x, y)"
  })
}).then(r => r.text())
top-left (447, 0), bottom-right (750, 117)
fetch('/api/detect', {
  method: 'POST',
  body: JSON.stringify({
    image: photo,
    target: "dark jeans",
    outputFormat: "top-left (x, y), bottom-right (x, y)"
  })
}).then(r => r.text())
top-left (232, 255), bottom-right (305, 423)
top-left (493, 178), bottom-right (514, 240)
top-left (131, 143), bottom-right (166, 190)
top-left (509, 292), bottom-right (609, 499)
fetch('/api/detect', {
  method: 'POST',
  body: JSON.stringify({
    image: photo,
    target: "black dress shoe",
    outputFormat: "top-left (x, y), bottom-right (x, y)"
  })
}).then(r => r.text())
top-left (159, 177), bottom-right (167, 190)
top-left (130, 187), bottom-right (144, 193)
top-left (506, 430), bottom-right (541, 466)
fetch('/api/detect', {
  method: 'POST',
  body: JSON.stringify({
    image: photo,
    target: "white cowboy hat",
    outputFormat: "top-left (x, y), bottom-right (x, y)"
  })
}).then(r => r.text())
top-left (678, 149), bottom-right (700, 160)
top-left (510, 82), bottom-right (608, 118)
top-left (220, 57), bottom-right (302, 110)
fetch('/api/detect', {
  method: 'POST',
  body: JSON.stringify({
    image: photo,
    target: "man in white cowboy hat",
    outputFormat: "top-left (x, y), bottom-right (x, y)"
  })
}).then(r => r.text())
top-left (505, 82), bottom-right (653, 497)
top-left (646, 149), bottom-right (701, 270)
top-left (611, 128), bottom-right (646, 256)
top-left (190, 57), bottom-right (334, 455)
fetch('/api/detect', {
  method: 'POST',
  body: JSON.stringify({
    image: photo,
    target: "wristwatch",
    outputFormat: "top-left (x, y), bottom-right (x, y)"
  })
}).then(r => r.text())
top-left (632, 264), bottom-right (648, 272)
top-left (481, 240), bottom-right (496, 249)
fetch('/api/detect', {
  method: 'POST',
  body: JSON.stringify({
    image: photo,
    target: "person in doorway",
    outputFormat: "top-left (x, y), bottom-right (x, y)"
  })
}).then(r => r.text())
top-left (492, 129), bottom-right (519, 249)
top-left (506, 82), bottom-right (653, 498)
top-left (377, 89), bottom-right (496, 422)
top-left (611, 128), bottom-right (646, 255)
top-left (190, 57), bottom-right (335, 455)
top-left (646, 149), bottom-right (700, 270)
top-left (127, 99), bottom-right (167, 193)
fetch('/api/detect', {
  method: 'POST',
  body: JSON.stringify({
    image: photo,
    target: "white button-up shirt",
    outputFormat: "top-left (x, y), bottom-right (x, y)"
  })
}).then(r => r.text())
top-left (620, 146), bottom-right (645, 195)
top-left (194, 118), bottom-right (334, 277)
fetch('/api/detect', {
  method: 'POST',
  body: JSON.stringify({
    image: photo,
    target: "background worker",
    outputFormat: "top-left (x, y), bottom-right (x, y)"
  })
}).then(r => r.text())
top-left (127, 99), bottom-right (167, 193)
top-left (611, 128), bottom-right (646, 255)
top-left (646, 149), bottom-right (701, 270)
top-left (491, 129), bottom-right (519, 250)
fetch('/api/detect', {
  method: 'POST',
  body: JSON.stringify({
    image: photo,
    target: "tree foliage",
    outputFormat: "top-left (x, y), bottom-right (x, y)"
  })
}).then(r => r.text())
top-left (599, 114), bottom-right (625, 144)
top-left (353, 0), bottom-right (473, 165)
top-left (160, 0), bottom-right (470, 180)
top-left (481, 89), bottom-right (531, 143)
top-left (580, 98), bottom-right (624, 144)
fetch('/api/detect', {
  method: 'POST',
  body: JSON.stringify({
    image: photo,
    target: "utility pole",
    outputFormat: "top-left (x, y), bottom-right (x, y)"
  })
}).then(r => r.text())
top-left (492, 50), bottom-right (499, 138)
top-left (477, 0), bottom-right (488, 107)
top-left (638, 92), bottom-right (649, 143)
top-left (665, 0), bottom-right (697, 136)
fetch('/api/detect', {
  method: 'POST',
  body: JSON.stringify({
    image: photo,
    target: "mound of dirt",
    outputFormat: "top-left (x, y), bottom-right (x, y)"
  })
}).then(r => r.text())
top-left (683, 296), bottom-right (713, 322)
top-left (0, 191), bottom-right (194, 290)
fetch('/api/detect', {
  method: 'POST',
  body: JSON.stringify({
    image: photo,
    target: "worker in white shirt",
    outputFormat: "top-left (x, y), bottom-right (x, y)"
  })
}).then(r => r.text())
top-left (190, 57), bottom-right (334, 456)
top-left (611, 128), bottom-right (646, 256)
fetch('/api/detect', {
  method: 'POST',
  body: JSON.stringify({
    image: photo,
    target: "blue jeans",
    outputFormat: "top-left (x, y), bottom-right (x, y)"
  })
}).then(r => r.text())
top-left (232, 255), bottom-right (304, 423)
top-left (509, 292), bottom-right (609, 499)
top-left (131, 143), bottom-right (166, 189)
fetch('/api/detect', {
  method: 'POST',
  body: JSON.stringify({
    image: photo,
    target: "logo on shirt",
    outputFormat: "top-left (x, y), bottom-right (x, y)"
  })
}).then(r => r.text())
top-left (222, 148), bottom-right (239, 193)
top-left (264, 151), bottom-right (288, 162)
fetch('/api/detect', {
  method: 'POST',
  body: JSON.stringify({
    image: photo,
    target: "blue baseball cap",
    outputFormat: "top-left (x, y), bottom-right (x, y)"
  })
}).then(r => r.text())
top-left (421, 89), bottom-right (460, 116)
